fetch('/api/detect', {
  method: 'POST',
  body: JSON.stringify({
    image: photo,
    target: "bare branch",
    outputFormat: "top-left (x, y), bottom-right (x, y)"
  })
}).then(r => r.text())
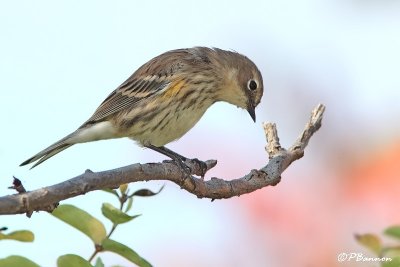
top-left (8, 177), bottom-right (27, 194)
top-left (1, 104), bottom-right (325, 215)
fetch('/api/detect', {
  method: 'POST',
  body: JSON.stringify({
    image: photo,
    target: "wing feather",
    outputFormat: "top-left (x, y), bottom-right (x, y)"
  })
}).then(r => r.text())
top-left (85, 77), bottom-right (170, 123)
top-left (83, 48), bottom-right (202, 125)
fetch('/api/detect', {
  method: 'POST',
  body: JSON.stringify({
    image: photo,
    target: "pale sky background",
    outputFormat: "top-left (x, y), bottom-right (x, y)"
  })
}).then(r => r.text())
top-left (1, 1), bottom-right (400, 267)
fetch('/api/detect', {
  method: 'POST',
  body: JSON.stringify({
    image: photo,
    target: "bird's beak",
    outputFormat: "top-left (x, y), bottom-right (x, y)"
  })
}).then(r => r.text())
top-left (247, 103), bottom-right (256, 122)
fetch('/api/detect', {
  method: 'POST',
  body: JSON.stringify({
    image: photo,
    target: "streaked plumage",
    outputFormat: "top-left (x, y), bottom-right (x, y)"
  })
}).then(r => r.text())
top-left (20, 47), bottom-right (264, 169)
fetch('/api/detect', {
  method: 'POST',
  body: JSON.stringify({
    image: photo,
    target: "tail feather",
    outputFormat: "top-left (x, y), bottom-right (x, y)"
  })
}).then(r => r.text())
top-left (20, 121), bottom-right (117, 169)
top-left (20, 133), bottom-right (75, 169)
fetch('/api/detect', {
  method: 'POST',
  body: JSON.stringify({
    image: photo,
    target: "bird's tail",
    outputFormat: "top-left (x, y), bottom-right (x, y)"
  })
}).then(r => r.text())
top-left (20, 133), bottom-right (76, 169)
top-left (20, 121), bottom-right (117, 169)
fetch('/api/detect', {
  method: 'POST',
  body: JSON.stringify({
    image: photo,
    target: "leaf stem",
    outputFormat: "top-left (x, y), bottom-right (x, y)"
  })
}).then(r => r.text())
top-left (88, 192), bottom-right (127, 263)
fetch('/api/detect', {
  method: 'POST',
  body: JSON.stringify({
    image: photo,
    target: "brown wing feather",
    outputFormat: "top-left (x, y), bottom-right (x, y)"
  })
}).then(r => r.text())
top-left (83, 48), bottom-right (197, 125)
top-left (86, 78), bottom-right (170, 123)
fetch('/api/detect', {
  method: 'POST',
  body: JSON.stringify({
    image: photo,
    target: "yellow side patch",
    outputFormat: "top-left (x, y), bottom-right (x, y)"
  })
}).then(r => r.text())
top-left (162, 79), bottom-right (186, 99)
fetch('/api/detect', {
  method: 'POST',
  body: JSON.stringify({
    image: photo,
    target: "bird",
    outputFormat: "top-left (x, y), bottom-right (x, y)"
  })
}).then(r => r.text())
top-left (20, 47), bottom-right (264, 174)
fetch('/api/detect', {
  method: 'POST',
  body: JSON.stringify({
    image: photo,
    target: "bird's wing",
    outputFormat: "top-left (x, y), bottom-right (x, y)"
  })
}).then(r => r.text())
top-left (84, 48), bottom-right (197, 124)
top-left (86, 76), bottom-right (171, 123)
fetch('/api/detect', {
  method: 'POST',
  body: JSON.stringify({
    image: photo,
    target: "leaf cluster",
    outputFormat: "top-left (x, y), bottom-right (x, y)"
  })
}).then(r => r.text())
top-left (356, 226), bottom-right (400, 267)
top-left (0, 184), bottom-right (163, 267)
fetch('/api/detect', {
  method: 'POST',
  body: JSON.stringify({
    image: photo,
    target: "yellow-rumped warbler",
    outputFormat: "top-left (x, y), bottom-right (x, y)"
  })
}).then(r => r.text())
top-left (20, 47), bottom-right (264, 171)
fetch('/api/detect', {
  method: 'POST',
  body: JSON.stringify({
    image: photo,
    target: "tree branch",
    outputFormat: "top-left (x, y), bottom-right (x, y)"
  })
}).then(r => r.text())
top-left (1, 104), bottom-right (325, 215)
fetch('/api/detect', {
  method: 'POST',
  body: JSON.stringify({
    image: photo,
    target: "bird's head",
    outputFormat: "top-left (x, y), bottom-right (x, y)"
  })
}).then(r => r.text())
top-left (210, 48), bottom-right (264, 122)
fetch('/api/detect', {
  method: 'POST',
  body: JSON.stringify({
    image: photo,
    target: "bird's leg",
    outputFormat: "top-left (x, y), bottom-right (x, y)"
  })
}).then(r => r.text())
top-left (146, 144), bottom-right (189, 172)
top-left (147, 145), bottom-right (188, 161)
top-left (145, 145), bottom-right (208, 180)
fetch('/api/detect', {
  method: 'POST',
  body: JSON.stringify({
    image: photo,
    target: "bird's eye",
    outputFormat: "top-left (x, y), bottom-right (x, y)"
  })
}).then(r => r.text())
top-left (247, 79), bottom-right (258, 91)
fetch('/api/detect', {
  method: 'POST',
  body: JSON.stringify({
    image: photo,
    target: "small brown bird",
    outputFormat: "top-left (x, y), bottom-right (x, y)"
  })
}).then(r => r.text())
top-left (20, 47), bottom-right (264, 172)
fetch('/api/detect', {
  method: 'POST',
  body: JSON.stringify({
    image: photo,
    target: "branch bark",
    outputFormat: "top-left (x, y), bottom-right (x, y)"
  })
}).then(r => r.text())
top-left (1, 104), bottom-right (325, 215)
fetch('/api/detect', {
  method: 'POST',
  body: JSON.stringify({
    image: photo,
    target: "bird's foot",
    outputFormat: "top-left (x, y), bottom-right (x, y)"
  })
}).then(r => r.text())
top-left (163, 157), bottom-right (208, 187)
top-left (183, 158), bottom-right (208, 180)
top-left (145, 145), bottom-right (208, 184)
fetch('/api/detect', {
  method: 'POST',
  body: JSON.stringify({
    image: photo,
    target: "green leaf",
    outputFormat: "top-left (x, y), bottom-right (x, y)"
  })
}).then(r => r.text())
top-left (0, 230), bottom-right (34, 242)
top-left (101, 188), bottom-right (119, 197)
top-left (129, 186), bottom-right (164, 198)
top-left (385, 226), bottom-right (400, 240)
top-left (52, 204), bottom-right (106, 244)
top-left (57, 254), bottom-right (93, 267)
top-left (119, 184), bottom-right (129, 194)
top-left (102, 238), bottom-right (152, 267)
top-left (354, 233), bottom-right (381, 254)
top-left (124, 197), bottom-right (133, 213)
top-left (382, 257), bottom-right (400, 267)
top-left (0, 256), bottom-right (40, 267)
top-left (94, 257), bottom-right (105, 267)
top-left (383, 247), bottom-right (400, 258)
top-left (102, 203), bottom-right (140, 225)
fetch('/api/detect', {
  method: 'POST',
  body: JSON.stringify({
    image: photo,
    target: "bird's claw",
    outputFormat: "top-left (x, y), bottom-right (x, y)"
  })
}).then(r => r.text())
top-left (165, 157), bottom-right (208, 187)
top-left (185, 158), bottom-right (208, 179)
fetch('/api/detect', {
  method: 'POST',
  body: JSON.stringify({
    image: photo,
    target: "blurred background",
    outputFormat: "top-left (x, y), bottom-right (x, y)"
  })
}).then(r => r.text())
top-left (1, 0), bottom-right (399, 266)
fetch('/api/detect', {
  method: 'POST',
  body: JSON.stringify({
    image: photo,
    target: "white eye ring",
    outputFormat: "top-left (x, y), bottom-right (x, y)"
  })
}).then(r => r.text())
top-left (247, 79), bottom-right (258, 91)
